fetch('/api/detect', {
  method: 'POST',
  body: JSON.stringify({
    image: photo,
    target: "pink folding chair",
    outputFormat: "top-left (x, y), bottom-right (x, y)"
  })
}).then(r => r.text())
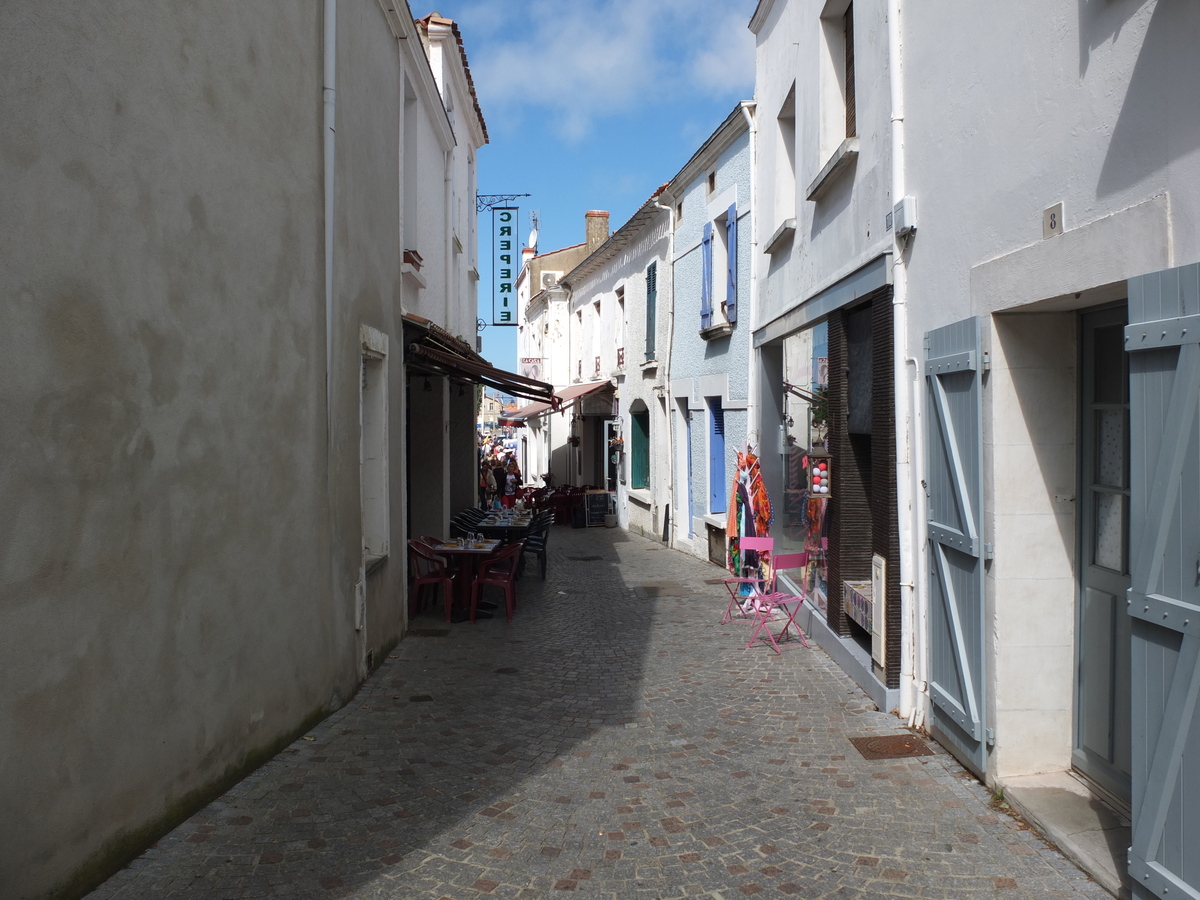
top-left (746, 552), bottom-right (812, 653)
top-left (722, 536), bottom-right (775, 624)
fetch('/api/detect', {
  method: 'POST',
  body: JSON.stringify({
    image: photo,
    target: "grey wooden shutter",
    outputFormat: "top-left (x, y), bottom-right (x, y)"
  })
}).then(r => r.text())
top-left (1126, 263), bottom-right (1200, 900)
top-left (924, 317), bottom-right (987, 776)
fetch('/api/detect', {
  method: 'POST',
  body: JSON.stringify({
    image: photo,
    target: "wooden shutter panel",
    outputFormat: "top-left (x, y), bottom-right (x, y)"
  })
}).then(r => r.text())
top-left (709, 402), bottom-right (726, 514)
top-left (725, 204), bottom-right (738, 324)
top-left (645, 262), bottom-right (657, 362)
top-left (700, 222), bottom-right (713, 329)
top-left (844, 4), bottom-right (856, 139)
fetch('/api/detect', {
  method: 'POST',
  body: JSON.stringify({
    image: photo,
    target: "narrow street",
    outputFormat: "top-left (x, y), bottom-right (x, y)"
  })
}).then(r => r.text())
top-left (89, 527), bottom-right (1104, 900)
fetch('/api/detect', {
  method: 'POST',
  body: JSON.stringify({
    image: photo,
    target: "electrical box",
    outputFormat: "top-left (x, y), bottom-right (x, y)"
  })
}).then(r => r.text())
top-left (893, 196), bottom-right (917, 236)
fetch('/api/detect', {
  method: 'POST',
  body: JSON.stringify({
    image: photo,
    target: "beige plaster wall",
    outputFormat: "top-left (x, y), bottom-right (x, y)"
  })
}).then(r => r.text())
top-left (985, 313), bottom-right (1078, 779)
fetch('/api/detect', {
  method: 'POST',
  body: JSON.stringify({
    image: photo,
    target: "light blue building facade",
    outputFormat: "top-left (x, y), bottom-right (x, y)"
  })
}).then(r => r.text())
top-left (661, 107), bottom-right (753, 563)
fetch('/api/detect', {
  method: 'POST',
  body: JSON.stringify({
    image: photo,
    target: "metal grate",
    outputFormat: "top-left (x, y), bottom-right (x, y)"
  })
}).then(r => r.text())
top-left (408, 628), bottom-right (450, 637)
top-left (849, 734), bottom-right (933, 760)
top-left (567, 555), bottom-right (604, 561)
top-left (408, 695), bottom-right (434, 703)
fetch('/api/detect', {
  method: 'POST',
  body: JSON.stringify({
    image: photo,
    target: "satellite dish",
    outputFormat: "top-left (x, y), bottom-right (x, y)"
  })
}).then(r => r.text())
top-left (527, 227), bottom-right (538, 252)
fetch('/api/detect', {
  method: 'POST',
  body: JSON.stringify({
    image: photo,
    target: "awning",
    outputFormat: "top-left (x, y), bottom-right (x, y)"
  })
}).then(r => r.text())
top-left (403, 314), bottom-right (556, 405)
top-left (509, 380), bottom-right (613, 422)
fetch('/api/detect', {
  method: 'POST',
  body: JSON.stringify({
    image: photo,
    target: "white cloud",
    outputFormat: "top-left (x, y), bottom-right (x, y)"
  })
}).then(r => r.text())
top-left (459, 0), bottom-right (757, 142)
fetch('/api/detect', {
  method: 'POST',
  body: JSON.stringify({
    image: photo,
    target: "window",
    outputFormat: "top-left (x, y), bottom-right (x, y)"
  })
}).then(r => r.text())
top-left (645, 262), bottom-right (657, 362)
top-left (775, 84), bottom-right (797, 226)
top-left (708, 399), bottom-right (726, 514)
top-left (360, 326), bottom-right (389, 567)
top-left (630, 409), bottom-right (650, 489)
top-left (701, 203), bottom-right (738, 333)
top-left (616, 286), bottom-right (625, 368)
top-left (819, 2), bottom-right (856, 158)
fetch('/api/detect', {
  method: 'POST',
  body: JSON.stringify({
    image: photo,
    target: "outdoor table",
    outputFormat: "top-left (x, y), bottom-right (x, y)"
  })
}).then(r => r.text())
top-left (468, 512), bottom-right (533, 543)
top-left (430, 538), bottom-right (501, 621)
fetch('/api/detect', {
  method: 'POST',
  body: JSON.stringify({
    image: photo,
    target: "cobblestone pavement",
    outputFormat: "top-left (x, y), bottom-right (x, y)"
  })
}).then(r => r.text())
top-left (89, 525), bottom-right (1105, 900)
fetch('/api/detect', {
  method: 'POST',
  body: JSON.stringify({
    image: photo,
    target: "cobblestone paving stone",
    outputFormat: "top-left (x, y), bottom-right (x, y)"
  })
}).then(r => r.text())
top-left (88, 526), bottom-right (1105, 900)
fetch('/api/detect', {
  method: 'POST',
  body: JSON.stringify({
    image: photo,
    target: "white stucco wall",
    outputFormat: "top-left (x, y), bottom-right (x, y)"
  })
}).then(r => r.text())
top-left (896, 1), bottom-right (1200, 781)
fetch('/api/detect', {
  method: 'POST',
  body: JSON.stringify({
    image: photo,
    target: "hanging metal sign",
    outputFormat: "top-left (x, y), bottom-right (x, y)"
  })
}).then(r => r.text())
top-left (492, 207), bottom-right (518, 325)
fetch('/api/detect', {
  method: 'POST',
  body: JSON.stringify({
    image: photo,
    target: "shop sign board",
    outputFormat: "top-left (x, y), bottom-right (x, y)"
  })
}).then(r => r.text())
top-left (492, 207), bottom-right (518, 325)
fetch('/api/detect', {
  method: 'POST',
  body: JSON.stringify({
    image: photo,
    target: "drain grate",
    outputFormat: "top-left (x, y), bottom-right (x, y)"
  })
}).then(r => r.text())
top-left (494, 667), bottom-right (519, 675)
top-left (408, 628), bottom-right (449, 637)
top-left (409, 694), bottom-right (434, 703)
top-left (567, 555), bottom-right (604, 561)
top-left (704, 578), bottom-right (727, 585)
top-left (849, 734), bottom-right (934, 760)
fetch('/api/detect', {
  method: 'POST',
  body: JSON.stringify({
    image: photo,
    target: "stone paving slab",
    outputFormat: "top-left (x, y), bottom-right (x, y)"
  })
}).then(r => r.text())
top-left (87, 525), bottom-right (1105, 899)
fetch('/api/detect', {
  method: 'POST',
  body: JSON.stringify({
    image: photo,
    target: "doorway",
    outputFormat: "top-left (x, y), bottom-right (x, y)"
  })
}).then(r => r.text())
top-left (1073, 304), bottom-right (1131, 806)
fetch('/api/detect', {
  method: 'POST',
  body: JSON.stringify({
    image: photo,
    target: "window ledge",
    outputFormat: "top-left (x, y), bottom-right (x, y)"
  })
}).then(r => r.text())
top-left (764, 218), bottom-right (796, 255)
top-left (702, 514), bottom-right (726, 530)
top-left (640, 359), bottom-right (659, 371)
top-left (806, 137), bottom-right (859, 202)
top-left (700, 322), bottom-right (734, 341)
top-left (628, 488), bottom-right (652, 506)
top-left (364, 553), bottom-right (387, 575)
top-left (401, 263), bottom-right (427, 290)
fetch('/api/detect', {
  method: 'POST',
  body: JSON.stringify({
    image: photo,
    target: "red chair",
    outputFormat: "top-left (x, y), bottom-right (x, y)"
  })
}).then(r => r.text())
top-left (746, 552), bottom-right (812, 653)
top-left (722, 536), bottom-right (775, 624)
top-left (408, 539), bottom-right (455, 621)
top-left (470, 541), bottom-right (523, 623)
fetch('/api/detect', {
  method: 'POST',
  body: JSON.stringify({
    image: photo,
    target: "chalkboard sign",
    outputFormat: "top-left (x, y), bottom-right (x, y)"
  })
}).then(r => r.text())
top-left (585, 490), bottom-right (610, 527)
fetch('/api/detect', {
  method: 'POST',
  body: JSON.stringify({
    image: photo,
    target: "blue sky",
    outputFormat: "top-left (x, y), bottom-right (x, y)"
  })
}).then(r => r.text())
top-left (427, 0), bottom-right (759, 373)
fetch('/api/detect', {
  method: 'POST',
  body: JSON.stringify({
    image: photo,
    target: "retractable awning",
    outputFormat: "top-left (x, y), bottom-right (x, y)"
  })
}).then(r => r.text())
top-left (403, 314), bottom-right (556, 405)
top-left (509, 380), bottom-right (613, 422)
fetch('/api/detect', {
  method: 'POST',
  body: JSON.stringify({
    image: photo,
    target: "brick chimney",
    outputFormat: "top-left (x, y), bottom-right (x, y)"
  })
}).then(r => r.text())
top-left (585, 210), bottom-right (610, 252)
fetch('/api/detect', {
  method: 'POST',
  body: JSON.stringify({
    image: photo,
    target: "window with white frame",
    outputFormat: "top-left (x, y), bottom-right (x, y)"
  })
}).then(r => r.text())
top-left (701, 203), bottom-right (739, 335)
top-left (819, 1), bottom-right (856, 160)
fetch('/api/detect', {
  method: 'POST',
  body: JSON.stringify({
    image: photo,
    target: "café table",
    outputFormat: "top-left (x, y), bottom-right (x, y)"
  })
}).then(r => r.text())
top-left (430, 537), bottom-right (501, 622)
top-left (467, 511), bottom-right (534, 543)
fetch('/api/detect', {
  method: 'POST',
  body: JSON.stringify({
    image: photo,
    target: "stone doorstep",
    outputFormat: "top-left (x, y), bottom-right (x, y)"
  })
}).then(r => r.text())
top-left (1001, 771), bottom-right (1133, 900)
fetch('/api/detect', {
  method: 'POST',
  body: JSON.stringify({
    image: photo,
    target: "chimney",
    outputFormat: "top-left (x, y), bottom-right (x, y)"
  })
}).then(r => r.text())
top-left (585, 210), bottom-right (609, 252)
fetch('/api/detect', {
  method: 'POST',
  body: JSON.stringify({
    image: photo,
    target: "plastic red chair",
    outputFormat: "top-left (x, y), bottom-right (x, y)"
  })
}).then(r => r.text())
top-left (722, 536), bottom-right (775, 624)
top-left (408, 539), bottom-right (455, 621)
top-left (746, 552), bottom-right (812, 653)
top-left (470, 541), bottom-right (523, 623)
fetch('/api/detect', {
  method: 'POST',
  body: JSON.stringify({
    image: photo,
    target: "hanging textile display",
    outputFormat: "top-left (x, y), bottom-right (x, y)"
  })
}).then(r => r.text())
top-left (726, 449), bottom-right (774, 585)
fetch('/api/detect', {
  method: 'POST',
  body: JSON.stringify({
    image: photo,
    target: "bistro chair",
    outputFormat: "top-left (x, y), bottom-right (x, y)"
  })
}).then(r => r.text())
top-left (407, 539), bottom-right (455, 621)
top-left (722, 536), bottom-right (775, 624)
top-left (470, 541), bottom-right (524, 623)
top-left (745, 552), bottom-right (812, 653)
top-left (520, 514), bottom-right (553, 580)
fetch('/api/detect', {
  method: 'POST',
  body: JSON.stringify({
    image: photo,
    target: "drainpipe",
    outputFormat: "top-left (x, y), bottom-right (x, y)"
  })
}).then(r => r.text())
top-left (652, 195), bottom-right (676, 545)
top-left (887, 0), bottom-right (925, 727)
top-left (739, 100), bottom-right (758, 466)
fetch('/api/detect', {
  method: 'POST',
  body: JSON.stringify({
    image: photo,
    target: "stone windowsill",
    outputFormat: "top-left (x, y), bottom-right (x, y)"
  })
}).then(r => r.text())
top-left (806, 137), bottom-right (859, 202)
top-left (401, 263), bottom-right (427, 290)
top-left (364, 553), bottom-right (387, 575)
top-left (628, 489), bottom-right (652, 506)
top-left (702, 514), bottom-right (726, 530)
top-left (764, 218), bottom-right (796, 255)
top-left (700, 322), bottom-right (734, 341)
top-left (640, 359), bottom-right (659, 371)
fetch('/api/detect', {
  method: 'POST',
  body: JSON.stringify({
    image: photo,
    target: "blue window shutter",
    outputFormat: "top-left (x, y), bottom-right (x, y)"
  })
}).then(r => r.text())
top-left (725, 204), bottom-right (738, 324)
top-left (700, 222), bottom-right (713, 329)
top-left (709, 401), bottom-right (726, 514)
top-left (645, 262), bottom-right (657, 362)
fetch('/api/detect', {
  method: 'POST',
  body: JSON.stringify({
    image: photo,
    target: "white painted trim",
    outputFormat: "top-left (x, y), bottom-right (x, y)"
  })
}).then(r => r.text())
top-left (968, 194), bottom-right (1171, 316)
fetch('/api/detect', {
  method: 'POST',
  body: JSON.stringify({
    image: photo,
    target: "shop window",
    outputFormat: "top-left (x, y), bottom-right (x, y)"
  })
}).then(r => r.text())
top-left (631, 409), bottom-right (650, 489)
